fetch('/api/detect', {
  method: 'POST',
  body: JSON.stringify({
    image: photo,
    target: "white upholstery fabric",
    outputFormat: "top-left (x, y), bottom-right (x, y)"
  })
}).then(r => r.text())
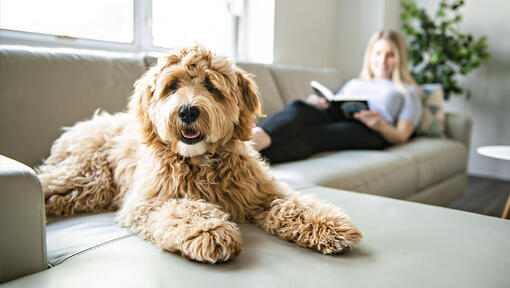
top-left (0, 156), bottom-right (47, 283)
top-left (3, 185), bottom-right (509, 288)
top-left (46, 213), bottom-right (132, 266)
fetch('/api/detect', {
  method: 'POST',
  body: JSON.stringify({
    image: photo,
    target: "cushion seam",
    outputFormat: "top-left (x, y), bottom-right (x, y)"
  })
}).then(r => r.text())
top-left (51, 233), bottom-right (135, 266)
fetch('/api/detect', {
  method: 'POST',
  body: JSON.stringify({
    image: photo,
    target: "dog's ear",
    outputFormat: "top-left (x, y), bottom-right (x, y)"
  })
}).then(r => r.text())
top-left (235, 69), bottom-right (263, 141)
top-left (128, 66), bottom-right (160, 145)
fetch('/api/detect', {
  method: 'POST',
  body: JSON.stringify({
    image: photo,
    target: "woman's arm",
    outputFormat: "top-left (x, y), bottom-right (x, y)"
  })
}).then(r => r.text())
top-left (354, 111), bottom-right (414, 144)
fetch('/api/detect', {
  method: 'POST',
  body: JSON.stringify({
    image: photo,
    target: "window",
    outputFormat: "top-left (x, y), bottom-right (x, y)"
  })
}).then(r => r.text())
top-left (152, 0), bottom-right (234, 56)
top-left (0, 0), bottom-right (134, 43)
top-left (0, 0), bottom-right (274, 63)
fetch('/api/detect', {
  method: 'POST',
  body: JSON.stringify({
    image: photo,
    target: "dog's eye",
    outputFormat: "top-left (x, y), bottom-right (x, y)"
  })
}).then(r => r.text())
top-left (164, 80), bottom-right (179, 95)
top-left (204, 77), bottom-right (216, 93)
top-left (204, 77), bottom-right (223, 99)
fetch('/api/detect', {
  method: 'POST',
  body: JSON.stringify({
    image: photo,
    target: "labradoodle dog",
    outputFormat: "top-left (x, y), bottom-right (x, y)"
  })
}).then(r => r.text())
top-left (37, 46), bottom-right (362, 263)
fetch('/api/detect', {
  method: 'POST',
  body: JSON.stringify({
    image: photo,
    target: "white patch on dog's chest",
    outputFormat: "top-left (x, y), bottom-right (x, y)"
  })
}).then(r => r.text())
top-left (176, 141), bottom-right (207, 157)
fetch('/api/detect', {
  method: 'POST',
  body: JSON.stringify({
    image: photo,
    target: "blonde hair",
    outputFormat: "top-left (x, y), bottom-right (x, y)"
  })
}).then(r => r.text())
top-left (359, 30), bottom-right (421, 97)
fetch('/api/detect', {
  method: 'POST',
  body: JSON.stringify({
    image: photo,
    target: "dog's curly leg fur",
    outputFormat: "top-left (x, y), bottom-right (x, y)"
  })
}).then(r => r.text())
top-left (37, 113), bottom-right (123, 217)
top-left (38, 148), bottom-right (117, 217)
top-left (116, 197), bottom-right (242, 264)
top-left (259, 193), bottom-right (362, 254)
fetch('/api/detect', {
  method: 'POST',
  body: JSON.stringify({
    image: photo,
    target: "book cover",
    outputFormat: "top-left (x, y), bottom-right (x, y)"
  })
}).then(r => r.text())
top-left (310, 80), bottom-right (369, 119)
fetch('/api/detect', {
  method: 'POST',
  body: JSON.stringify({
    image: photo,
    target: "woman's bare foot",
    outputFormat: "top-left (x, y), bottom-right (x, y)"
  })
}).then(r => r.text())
top-left (252, 127), bottom-right (271, 151)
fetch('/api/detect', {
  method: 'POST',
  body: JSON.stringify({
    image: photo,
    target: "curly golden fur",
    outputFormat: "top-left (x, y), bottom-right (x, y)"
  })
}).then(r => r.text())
top-left (37, 46), bottom-right (362, 263)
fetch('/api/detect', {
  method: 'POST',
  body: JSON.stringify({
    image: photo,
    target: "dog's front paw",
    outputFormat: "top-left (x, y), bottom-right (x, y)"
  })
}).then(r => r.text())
top-left (312, 223), bottom-right (362, 254)
top-left (179, 221), bottom-right (242, 263)
top-left (263, 195), bottom-right (362, 254)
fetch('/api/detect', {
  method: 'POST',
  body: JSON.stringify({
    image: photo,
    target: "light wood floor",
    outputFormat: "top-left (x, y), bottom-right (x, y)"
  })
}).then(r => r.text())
top-left (448, 176), bottom-right (510, 219)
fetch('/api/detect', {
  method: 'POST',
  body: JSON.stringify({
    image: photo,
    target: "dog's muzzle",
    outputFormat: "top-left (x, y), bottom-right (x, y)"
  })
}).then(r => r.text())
top-left (178, 105), bottom-right (200, 124)
top-left (178, 105), bottom-right (203, 145)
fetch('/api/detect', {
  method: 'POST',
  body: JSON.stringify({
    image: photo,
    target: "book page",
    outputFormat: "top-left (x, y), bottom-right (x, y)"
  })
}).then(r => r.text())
top-left (330, 94), bottom-right (369, 102)
top-left (311, 80), bottom-right (369, 102)
top-left (310, 80), bottom-right (334, 101)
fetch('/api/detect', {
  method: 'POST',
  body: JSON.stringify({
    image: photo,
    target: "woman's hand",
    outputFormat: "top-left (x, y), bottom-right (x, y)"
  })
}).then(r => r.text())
top-left (355, 110), bottom-right (415, 145)
top-left (353, 110), bottom-right (384, 131)
top-left (306, 94), bottom-right (330, 110)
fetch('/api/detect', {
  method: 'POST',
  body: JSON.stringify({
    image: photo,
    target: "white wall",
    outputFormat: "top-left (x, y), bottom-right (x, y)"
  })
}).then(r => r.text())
top-left (273, 0), bottom-right (340, 68)
top-left (337, 0), bottom-right (400, 78)
top-left (274, 0), bottom-right (400, 76)
top-left (415, 0), bottom-right (510, 181)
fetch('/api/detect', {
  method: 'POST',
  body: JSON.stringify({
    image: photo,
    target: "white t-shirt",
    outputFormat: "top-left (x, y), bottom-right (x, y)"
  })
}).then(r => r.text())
top-left (336, 78), bottom-right (422, 127)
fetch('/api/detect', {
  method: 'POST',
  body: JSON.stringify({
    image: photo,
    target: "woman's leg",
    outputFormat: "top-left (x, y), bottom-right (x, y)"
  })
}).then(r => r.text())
top-left (261, 120), bottom-right (389, 164)
top-left (257, 99), bottom-right (334, 147)
top-left (304, 121), bottom-right (389, 152)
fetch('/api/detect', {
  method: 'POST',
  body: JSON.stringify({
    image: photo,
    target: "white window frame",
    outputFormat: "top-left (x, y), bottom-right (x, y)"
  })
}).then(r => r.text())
top-left (1, 0), bottom-right (183, 54)
top-left (0, 0), bottom-right (273, 62)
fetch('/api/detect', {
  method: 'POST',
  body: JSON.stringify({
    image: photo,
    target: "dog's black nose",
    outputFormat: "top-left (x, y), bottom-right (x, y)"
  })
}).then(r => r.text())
top-left (178, 105), bottom-right (200, 124)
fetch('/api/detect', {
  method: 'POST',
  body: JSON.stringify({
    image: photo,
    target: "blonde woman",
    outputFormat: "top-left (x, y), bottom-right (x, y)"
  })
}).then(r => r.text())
top-left (252, 30), bottom-right (423, 163)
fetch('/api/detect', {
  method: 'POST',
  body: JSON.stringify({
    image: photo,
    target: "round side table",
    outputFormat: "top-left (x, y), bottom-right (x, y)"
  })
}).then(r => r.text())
top-left (476, 145), bottom-right (510, 219)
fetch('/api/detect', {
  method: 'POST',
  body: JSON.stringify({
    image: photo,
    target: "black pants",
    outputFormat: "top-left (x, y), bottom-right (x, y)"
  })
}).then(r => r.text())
top-left (259, 99), bottom-right (389, 164)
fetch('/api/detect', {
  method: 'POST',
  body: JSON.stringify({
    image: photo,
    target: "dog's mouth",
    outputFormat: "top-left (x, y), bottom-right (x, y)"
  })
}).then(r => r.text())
top-left (180, 129), bottom-right (204, 145)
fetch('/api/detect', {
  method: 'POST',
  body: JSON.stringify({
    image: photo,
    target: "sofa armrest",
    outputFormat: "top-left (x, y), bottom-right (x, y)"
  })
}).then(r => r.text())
top-left (444, 112), bottom-right (473, 149)
top-left (0, 155), bottom-right (47, 283)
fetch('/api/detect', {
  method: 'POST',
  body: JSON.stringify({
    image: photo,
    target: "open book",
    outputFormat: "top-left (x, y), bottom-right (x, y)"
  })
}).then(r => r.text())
top-left (310, 80), bottom-right (369, 119)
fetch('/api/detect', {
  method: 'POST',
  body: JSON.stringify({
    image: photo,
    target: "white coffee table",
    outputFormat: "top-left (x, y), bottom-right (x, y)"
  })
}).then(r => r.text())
top-left (477, 145), bottom-right (510, 218)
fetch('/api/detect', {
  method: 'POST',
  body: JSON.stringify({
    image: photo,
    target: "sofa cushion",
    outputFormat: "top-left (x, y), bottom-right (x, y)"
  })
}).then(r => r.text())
top-left (0, 46), bottom-right (146, 167)
top-left (46, 213), bottom-right (133, 267)
top-left (272, 150), bottom-right (417, 199)
top-left (387, 137), bottom-right (467, 190)
top-left (269, 65), bottom-right (343, 104)
top-left (406, 173), bottom-right (467, 205)
top-left (236, 63), bottom-right (285, 117)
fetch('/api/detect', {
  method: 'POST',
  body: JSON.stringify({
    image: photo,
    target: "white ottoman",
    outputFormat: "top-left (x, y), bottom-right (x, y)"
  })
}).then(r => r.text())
top-left (2, 184), bottom-right (509, 288)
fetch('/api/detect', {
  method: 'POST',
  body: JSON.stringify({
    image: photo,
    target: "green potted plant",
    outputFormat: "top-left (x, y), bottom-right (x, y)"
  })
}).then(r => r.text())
top-left (401, 0), bottom-right (490, 100)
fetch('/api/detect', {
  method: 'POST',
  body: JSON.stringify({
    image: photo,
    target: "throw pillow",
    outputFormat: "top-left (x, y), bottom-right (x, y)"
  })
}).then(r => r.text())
top-left (417, 84), bottom-right (445, 136)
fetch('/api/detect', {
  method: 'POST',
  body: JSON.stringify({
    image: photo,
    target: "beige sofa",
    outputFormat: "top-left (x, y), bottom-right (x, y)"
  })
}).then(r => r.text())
top-left (1, 46), bottom-right (471, 206)
top-left (2, 46), bottom-right (498, 287)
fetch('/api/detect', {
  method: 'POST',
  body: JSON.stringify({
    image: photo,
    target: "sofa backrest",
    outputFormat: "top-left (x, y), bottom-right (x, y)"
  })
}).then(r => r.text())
top-left (237, 62), bottom-right (286, 117)
top-left (238, 62), bottom-right (343, 118)
top-left (0, 46), bottom-right (343, 167)
top-left (268, 65), bottom-right (343, 104)
top-left (0, 46), bottom-right (146, 167)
